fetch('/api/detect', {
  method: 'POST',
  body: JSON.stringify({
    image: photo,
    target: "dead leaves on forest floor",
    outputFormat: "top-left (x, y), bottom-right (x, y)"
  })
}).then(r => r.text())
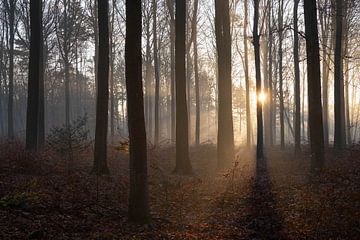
top-left (0, 143), bottom-right (360, 239)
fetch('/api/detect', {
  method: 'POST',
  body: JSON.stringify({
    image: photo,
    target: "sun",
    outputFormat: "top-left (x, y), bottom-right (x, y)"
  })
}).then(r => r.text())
top-left (257, 91), bottom-right (267, 104)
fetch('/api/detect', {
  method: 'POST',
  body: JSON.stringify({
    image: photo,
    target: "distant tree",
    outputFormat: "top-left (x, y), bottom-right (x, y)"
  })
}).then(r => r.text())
top-left (244, 0), bottom-right (251, 147)
top-left (304, 0), bottom-right (325, 172)
top-left (26, 0), bottom-right (43, 151)
top-left (92, 0), bottom-right (110, 175)
top-left (334, 0), bottom-right (346, 150)
top-left (253, 0), bottom-right (263, 160)
top-left (153, 0), bottom-right (160, 145)
top-left (293, 0), bottom-right (301, 153)
top-left (278, 0), bottom-right (285, 149)
top-left (126, 0), bottom-right (151, 223)
top-left (173, 0), bottom-right (192, 174)
top-left (3, 0), bottom-right (17, 138)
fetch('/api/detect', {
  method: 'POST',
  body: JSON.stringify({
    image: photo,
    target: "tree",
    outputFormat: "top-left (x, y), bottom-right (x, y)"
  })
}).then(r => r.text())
top-left (92, 0), bottom-right (110, 175)
top-left (4, 0), bottom-right (17, 138)
top-left (278, 0), bottom-right (285, 149)
top-left (174, 0), bottom-right (192, 174)
top-left (193, 0), bottom-right (200, 146)
top-left (153, 0), bottom-right (160, 145)
top-left (215, 0), bottom-right (234, 167)
top-left (244, 0), bottom-right (251, 147)
top-left (253, 0), bottom-right (263, 160)
top-left (334, 0), bottom-right (346, 150)
top-left (26, 0), bottom-right (43, 151)
top-left (294, 0), bottom-right (301, 153)
top-left (126, 0), bottom-right (151, 223)
top-left (303, 0), bottom-right (325, 172)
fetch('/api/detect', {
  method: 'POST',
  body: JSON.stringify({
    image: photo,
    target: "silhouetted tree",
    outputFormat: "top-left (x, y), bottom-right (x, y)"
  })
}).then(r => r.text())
top-left (294, 0), bottom-right (301, 153)
top-left (126, 0), bottom-right (151, 223)
top-left (173, 0), bottom-right (192, 174)
top-left (304, 0), bottom-right (325, 172)
top-left (334, 0), bottom-right (346, 150)
top-left (92, 0), bottom-right (110, 175)
top-left (253, 0), bottom-right (263, 160)
top-left (215, 0), bottom-right (234, 167)
top-left (26, 0), bottom-right (43, 151)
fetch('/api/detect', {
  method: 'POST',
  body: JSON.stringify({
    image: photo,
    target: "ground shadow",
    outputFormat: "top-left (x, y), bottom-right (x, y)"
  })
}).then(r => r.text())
top-left (244, 157), bottom-right (284, 239)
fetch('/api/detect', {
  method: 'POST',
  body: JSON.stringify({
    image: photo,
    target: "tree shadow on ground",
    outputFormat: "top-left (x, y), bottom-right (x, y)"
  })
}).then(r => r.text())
top-left (244, 157), bottom-right (284, 239)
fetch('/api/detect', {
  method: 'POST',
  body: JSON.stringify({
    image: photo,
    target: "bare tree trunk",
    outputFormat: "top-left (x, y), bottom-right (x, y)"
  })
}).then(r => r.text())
top-left (278, 0), bottom-right (285, 149)
top-left (215, 0), bottom-right (234, 167)
top-left (294, 0), bottom-right (301, 153)
top-left (26, 0), bottom-right (43, 151)
top-left (153, 0), bottom-right (160, 145)
top-left (166, 0), bottom-right (176, 143)
top-left (244, 0), bottom-right (251, 147)
top-left (7, 0), bottom-right (16, 138)
top-left (126, 0), bottom-right (150, 223)
top-left (193, 0), bottom-right (200, 146)
top-left (334, 0), bottom-right (346, 150)
top-left (92, 0), bottom-right (110, 175)
top-left (304, 0), bottom-right (325, 173)
top-left (253, 0), bottom-right (263, 160)
top-left (174, 0), bottom-right (192, 174)
top-left (110, 0), bottom-right (116, 142)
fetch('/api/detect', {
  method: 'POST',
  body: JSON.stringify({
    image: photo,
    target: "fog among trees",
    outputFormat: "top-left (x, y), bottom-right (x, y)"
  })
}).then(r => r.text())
top-left (0, 0), bottom-right (360, 238)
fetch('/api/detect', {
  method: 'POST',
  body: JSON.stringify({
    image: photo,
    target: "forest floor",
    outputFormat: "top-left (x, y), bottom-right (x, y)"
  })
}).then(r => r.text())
top-left (0, 141), bottom-right (360, 239)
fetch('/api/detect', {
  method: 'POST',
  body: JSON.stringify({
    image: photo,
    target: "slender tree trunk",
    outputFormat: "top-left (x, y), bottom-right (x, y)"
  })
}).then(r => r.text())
top-left (215, 0), bottom-right (234, 167)
top-left (193, 0), bottom-right (200, 146)
top-left (26, 0), bottom-right (43, 151)
top-left (8, 0), bottom-right (16, 138)
top-left (153, 0), bottom-right (160, 146)
top-left (110, 0), bottom-right (116, 141)
top-left (294, 0), bottom-right (301, 153)
top-left (244, 0), bottom-right (251, 147)
top-left (126, 0), bottom-right (150, 223)
top-left (278, 0), bottom-right (285, 149)
top-left (174, 0), bottom-right (192, 174)
top-left (253, 0), bottom-right (263, 160)
top-left (304, 0), bottom-right (325, 173)
top-left (92, 0), bottom-right (110, 175)
top-left (268, 1), bottom-right (274, 146)
top-left (334, 0), bottom-right (346, 150)
top-left (166, 0), bottom-right (176, 143)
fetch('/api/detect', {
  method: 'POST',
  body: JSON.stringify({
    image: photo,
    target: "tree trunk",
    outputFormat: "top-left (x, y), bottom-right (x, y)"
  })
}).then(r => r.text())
top-left (26, 0), bottom-right (43, 151)
top-left (253, 0), bottom-right (263, 160)
top-left (174, 0), bottom-right (192, 174)
top-left (304, 0), bottom-right (325, 173)
top-left (92, 0), bottom-right (110, 175)
top-left (109, 0), bottom-right (116, 142)
top-left (244, 0), bottom-right (251, 147)
top-left (334, 0), bottom-right (346, 150)
top-left (126, 0), bottom-right (151, 223)
top-left (278, 0), bottom-right (285, 149)
top-left (193, 0), bottom-right (200, 146)
top-left (294, 0), bottom-right (301, 153)
top-left (153, 0), bottom-right (160, 146)
top-left (8, 0), bottom-right (16, 138)
top-left (215, 0), bottom-right (234, 167)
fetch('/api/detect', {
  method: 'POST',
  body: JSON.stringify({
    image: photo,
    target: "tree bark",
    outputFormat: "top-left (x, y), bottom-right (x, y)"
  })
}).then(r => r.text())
top-left (26, 0), bottom-right (43, 151)
top-left (294, 0), bottom-right (301, 153)
top-left (92, 0), bottom-right (110, 175)
top-left (244, 0), bottom-right (251, 147)
top-left (174, 0), bottom-right (192, 174)
top-left (304, 0), bottom-right (325, 173)
top-left (253, 0), bottom-right (263, 160)
top-left (126, 0), bottom-right (151, 223)
top-left (215, 0), bottom-right (234, 167)
top-left (334, 0), bottom-right (346, 150)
